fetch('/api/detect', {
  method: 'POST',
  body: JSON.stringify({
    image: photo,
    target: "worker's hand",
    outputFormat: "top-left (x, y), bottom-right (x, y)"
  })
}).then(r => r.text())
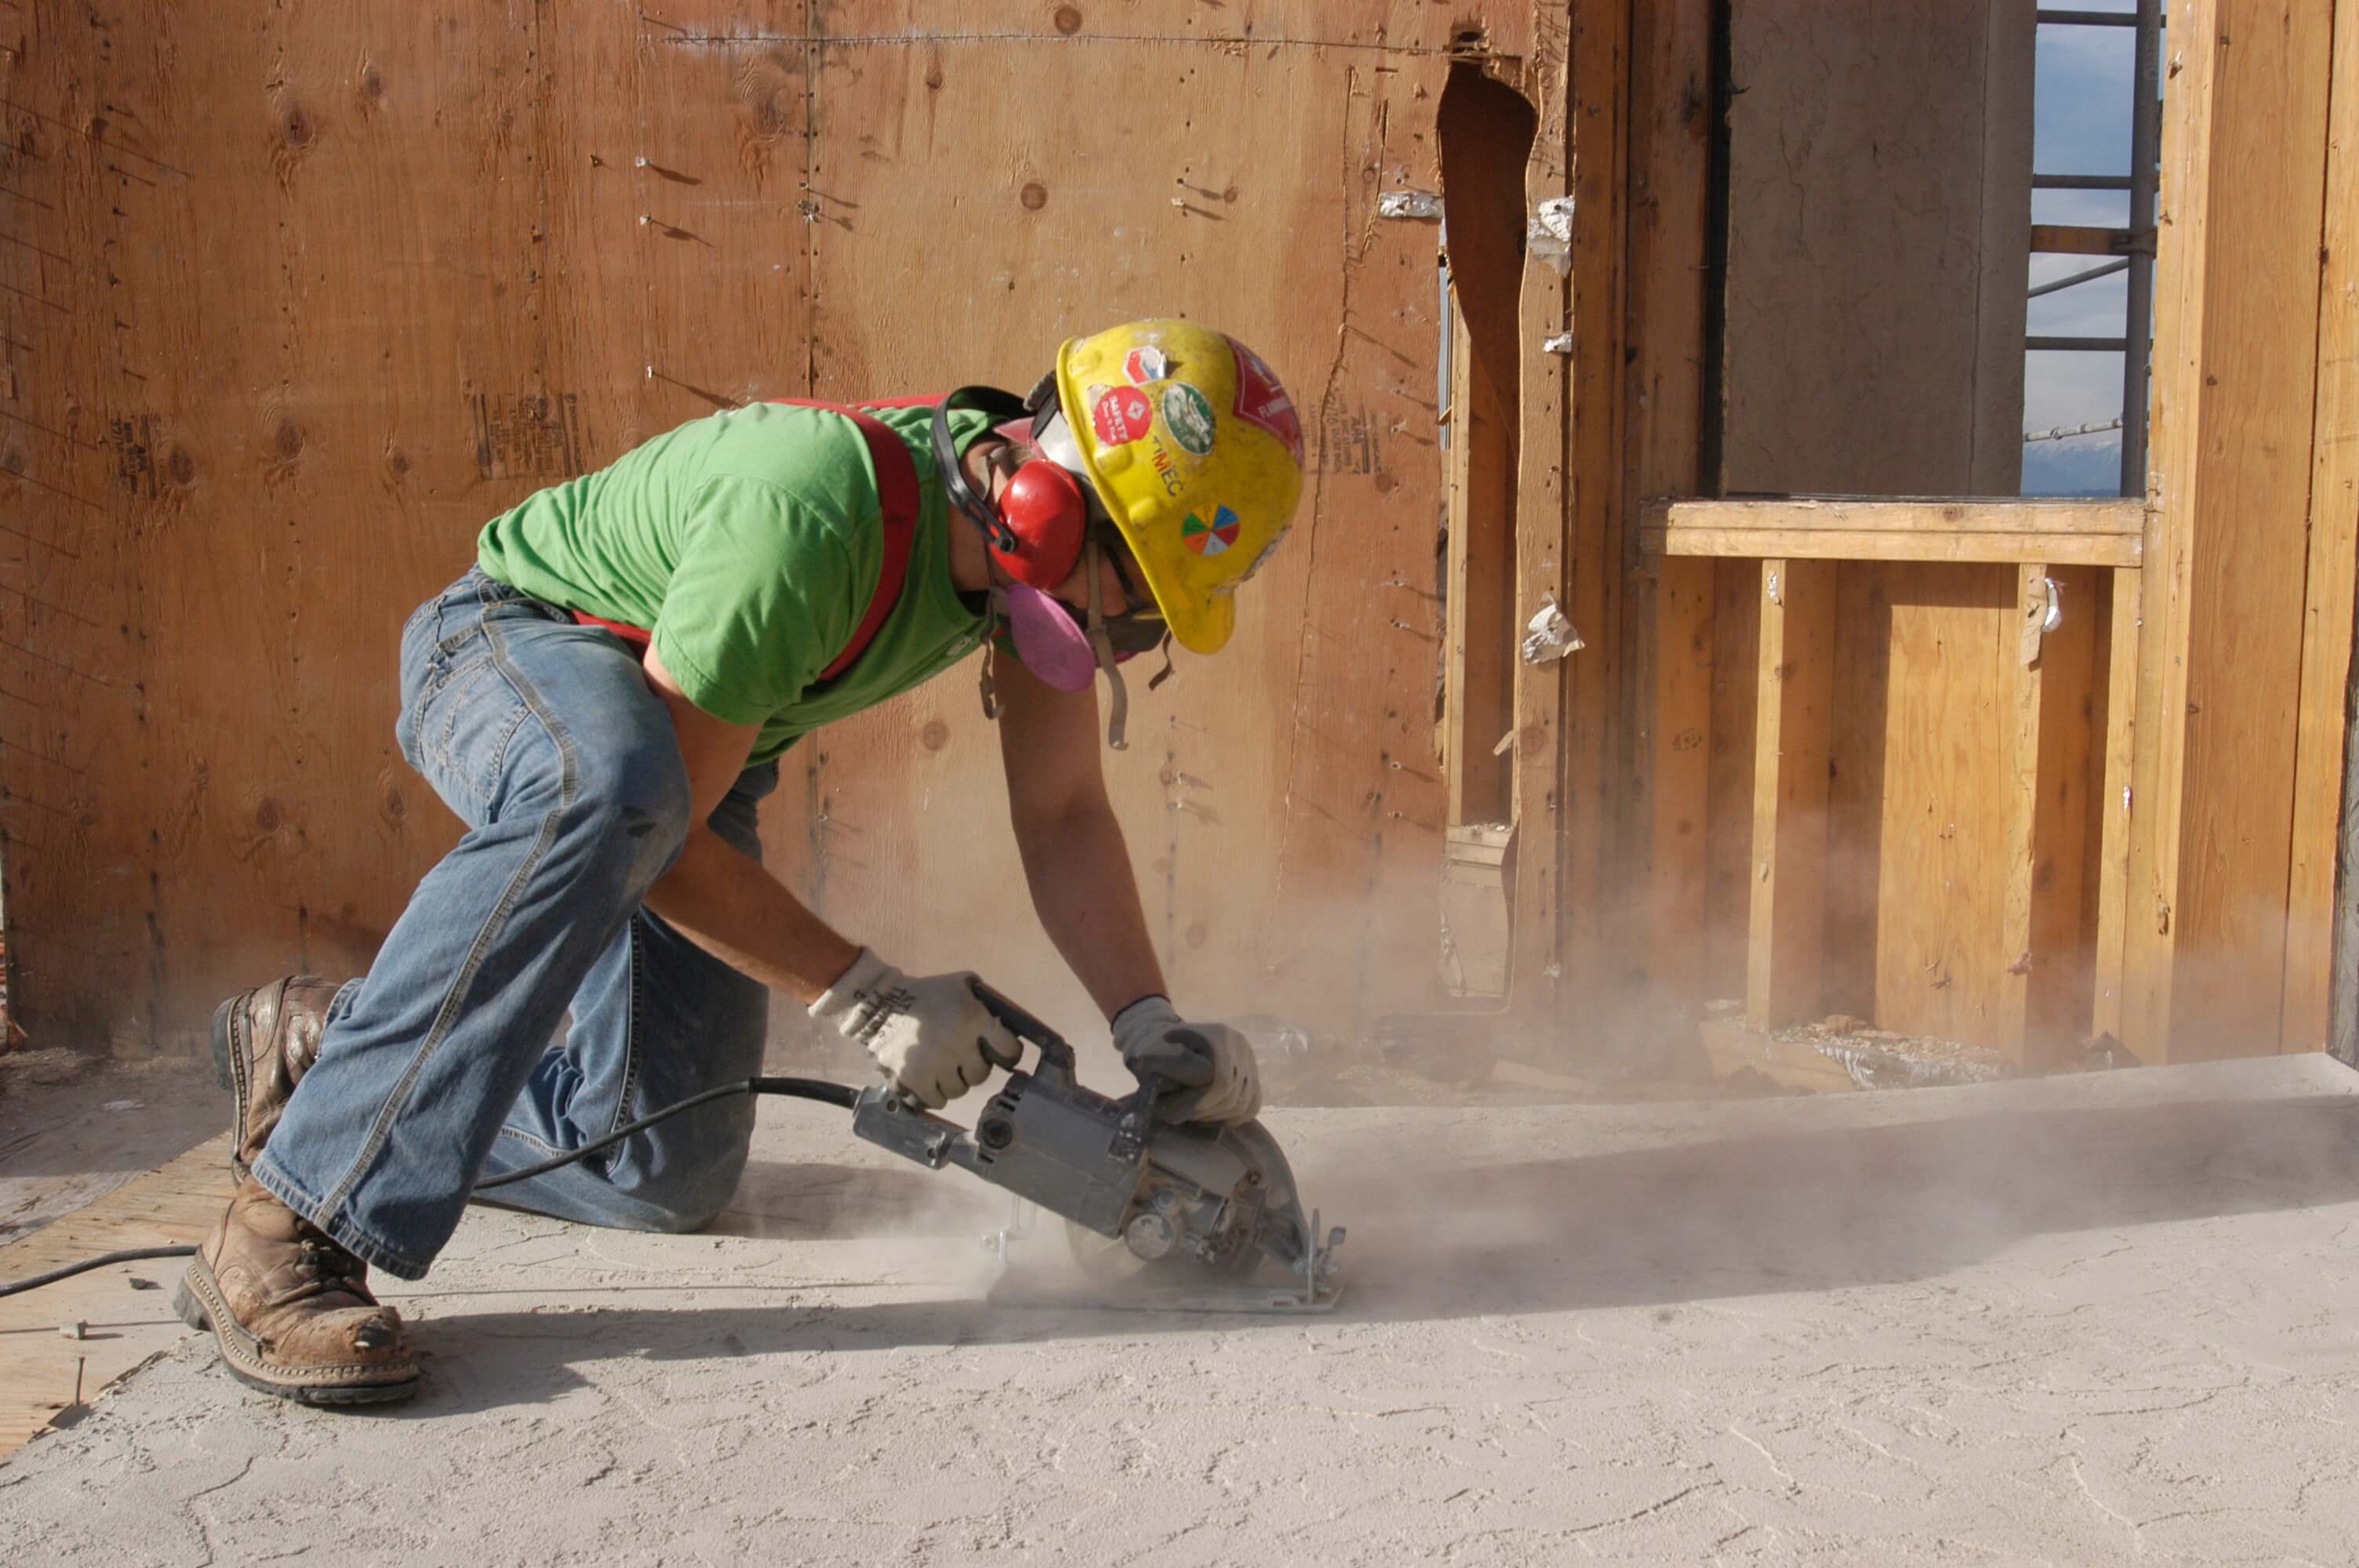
top-left (1111, 996), bottom-right (1262, 1125)
top-left (809, 949), bottom-right (1016, 1109)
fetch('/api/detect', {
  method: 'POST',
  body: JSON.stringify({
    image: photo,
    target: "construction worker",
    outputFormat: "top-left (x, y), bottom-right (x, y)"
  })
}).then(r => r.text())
top-left (176, 320), bottom-right (1307, 1405)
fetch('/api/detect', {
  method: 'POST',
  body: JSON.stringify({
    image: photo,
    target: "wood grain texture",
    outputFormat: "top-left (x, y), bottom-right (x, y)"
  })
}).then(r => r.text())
top-left (1823, 564), bottom-right (2028, 1047)
top-left (1642, 498), bottom-right (2144, 568)
top-left (2125, 0), bottom-right (2336, 1060)
top-left (1554, 0), bottom-right (1629, 1014)
top-left (2030, 223), bottom-right (2135, 256)
top-left (2006, 563), bottom-right (2098, 1065)
top-left (2281, 0), bottom-right (2359, 1052)
top-left (5, 2), bottom-right (1502, 1057)
top-left (1505, 4), bottom-right (1575, 1014)
top-left (1745, 557), bottom-right (1834, 1030)
top-left (1702, 558), bottom-right (1761, 1001)
top-left (0, 1134), bottom-right (234, 1459)
top-left (1624, 0), bottom-right (1715, 1013)
top-left (1645, 526), bottom-right (2141, 568)
top-left (2092, 566), bottom-right (2143, 1044)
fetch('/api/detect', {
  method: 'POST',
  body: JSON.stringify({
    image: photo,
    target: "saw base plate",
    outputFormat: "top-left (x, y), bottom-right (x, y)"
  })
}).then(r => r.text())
top-left (979, 1196), bottom-right (1345, 1316)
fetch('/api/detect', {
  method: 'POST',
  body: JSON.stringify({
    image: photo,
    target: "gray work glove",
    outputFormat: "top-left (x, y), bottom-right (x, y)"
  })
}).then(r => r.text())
top-left (810, 948), bottom-right (1016, 1109)
top-left (1111, 996), bottom-right (1262, 1125)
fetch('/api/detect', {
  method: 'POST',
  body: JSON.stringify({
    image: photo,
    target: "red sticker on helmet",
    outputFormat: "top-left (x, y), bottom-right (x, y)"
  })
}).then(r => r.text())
top-left (1227, 339), bottom-right (1303, 466)
top-left (1091, 385), bottom-right (1154, 447)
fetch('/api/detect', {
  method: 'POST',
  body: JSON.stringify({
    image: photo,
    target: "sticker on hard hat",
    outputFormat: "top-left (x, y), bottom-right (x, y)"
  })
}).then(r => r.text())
top-left (1161, 383), bottom-right (1216, 456)
top-left (1123, 346), bottom-right (1169, 385)
top-left (1148, 437), bottom-right (1186, 496)
top-left (1227, 339), bottom-right (1303, 466)
top-left (1092, 385), bottom-right (1154, 447)
top-left (1183, 503), bottom-right (1242, 557)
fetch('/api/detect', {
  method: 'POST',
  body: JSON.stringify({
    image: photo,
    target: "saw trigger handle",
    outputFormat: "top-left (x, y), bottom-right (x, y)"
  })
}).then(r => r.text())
top-left (977, 1031), bottom-right (1023, 1074)
top-left (965, 976), bottom-right (1078, 1084)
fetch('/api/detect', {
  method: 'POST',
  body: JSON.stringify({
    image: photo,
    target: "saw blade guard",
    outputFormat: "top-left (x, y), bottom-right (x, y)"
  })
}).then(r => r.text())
top-left (851, 978), bottom-right (1343, 1303)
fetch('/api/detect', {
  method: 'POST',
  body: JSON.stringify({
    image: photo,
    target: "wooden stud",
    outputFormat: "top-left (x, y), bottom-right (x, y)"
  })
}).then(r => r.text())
top-left (1626, 0), bottom-right (1717, 1009)
top-left (1504, 18), bottom-right (1576, 1013)
top-left (1703, 561), bottom-right (1765, 997)
top-left (2123, 0), bottom-right (2338, 1059)
top-left (2092, 565), bottom-right (2144, 1044)
top-left (1645, 558), bottom-right (1716, 993)
top-left (2280, 0), bottom-right (2359, 1051)
top-left (1997, 564), bottom-right (2099, 1066)
top-left (1746, 558), bottom-right (1837, 1032)
top-left (1558, 0), bottom-right (1632, 1011)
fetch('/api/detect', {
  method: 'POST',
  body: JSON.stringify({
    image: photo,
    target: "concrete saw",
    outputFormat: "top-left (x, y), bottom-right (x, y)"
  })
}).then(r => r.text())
top-left (850, 979), bottom-right (1344, 1312)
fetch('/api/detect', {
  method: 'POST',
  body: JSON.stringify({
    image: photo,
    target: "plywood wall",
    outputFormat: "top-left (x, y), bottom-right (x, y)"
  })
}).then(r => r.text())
top-left (1721, 0), bottom-right (2034, 499)
top-left (2, 3), bottom-right (1543, 1056)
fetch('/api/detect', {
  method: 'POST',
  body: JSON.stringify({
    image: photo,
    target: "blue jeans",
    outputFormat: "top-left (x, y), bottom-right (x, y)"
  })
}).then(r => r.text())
top-left (253, 568), bottom-right (776, 1280)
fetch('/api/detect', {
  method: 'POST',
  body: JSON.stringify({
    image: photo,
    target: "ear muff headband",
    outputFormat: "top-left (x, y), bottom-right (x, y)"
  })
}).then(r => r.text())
top-left (931, 385), bottom-right (1090, 590)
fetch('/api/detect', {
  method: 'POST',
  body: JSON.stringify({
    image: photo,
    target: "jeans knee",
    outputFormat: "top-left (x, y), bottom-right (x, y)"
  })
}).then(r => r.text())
top-left (607, 1100), bottom-right (753, 1232)
top-left (614, 1149), bottom-right (746, 1233)
top-left (615, 1191), bottom-right (727, 1235)
top-left (565, 738), bottom-right (692, 880)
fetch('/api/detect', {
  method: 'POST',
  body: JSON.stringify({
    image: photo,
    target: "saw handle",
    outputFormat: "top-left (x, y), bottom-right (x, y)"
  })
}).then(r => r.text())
top-left (965, 976), bottom-right (1078, 1086)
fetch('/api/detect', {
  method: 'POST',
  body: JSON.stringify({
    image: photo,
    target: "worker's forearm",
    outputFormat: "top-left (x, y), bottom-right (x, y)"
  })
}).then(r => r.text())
top-left (642, 828), bottom-right (861, 1006)
top-left (1014, 804), bottom-right (1165, 1020)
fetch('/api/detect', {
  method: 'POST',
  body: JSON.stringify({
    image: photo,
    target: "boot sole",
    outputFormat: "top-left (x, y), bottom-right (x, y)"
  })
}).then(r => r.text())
top-left (175, 1262), bottom-right (420, 1408)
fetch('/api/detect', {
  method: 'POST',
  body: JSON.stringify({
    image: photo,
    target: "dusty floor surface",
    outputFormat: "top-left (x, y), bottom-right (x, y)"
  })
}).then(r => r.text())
top-left (3, 1054), bottom-right (2357, 1565)
top-left (0, 1057), bottom-right (225, 1245)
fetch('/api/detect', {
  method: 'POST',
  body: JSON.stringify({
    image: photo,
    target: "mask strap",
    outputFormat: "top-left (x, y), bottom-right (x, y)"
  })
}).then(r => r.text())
top-left (1084, 535), bottom-right (1129, 751)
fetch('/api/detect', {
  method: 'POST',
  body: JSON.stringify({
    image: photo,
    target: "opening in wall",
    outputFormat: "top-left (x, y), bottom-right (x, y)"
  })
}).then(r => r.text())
top-left (1436, 60), bottom-right (1536, 829)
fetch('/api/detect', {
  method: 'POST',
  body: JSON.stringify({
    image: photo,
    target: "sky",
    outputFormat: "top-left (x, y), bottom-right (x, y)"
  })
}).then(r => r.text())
top-left (2023, 0), bottom-right (2153, 480)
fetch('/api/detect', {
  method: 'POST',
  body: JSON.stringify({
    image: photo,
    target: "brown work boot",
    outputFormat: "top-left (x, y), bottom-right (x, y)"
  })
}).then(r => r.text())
top-left (213, 975), bottom-right (340, 1180)
top-left (175, 1178), bottom-right (419, 1406)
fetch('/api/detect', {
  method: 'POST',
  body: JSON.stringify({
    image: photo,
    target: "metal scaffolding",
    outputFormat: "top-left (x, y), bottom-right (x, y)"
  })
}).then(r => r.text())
top-left (2028, 1), bottom-right (2164, 497)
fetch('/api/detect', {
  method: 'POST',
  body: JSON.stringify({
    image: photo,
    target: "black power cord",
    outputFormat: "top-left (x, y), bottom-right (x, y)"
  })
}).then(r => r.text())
top-left (0, 1076), bottom-right (861, 1300)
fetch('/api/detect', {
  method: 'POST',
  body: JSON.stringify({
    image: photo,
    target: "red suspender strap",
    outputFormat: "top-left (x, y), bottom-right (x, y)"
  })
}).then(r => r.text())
top-left (571, 395), bottom-right (936, 682)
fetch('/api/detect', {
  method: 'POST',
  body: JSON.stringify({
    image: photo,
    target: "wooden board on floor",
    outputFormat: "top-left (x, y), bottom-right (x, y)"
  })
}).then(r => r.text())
top-left (0, 1134), bottom-right (232, 1459)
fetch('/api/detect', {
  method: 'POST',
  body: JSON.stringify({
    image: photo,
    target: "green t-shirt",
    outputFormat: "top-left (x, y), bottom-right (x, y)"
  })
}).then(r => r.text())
top-left (476, 401), bottom-right (996, 764)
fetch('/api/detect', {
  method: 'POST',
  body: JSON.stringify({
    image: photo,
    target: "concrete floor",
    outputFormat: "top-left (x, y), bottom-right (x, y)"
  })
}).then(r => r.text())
top-left (3, 1054), bottom-right (2357, 1565)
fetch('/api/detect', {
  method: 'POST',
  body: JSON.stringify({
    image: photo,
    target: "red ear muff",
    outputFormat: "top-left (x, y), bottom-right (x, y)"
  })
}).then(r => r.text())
top-left (992, 458), bottom-right (1089, 589)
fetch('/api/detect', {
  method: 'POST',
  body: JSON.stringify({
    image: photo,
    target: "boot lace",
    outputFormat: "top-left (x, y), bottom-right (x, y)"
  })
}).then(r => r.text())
top-left (272, 1228), bottom-right (373, 1308)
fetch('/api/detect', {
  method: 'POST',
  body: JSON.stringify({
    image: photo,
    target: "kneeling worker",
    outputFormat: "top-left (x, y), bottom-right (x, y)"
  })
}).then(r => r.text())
top-left (180, 319), bottom-right (1307, 1403)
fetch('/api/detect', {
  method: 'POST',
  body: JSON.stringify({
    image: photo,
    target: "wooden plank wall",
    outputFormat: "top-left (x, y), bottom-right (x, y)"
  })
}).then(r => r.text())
top-left (2124, 0), bottom-right (2339, 1061)
top-left (2283, 0), bottom-right (2359, 1051)
top-left (2, 2), bottom-right (1547, 1058)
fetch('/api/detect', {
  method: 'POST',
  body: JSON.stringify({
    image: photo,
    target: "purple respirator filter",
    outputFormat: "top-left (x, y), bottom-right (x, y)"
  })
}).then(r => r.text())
top-left (1003, 583), bottom-right (1130, 691)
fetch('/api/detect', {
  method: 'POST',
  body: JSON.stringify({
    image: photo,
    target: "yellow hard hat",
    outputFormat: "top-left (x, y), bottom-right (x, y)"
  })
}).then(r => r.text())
top-left (1052, 320), bottom-right (1305, 654)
